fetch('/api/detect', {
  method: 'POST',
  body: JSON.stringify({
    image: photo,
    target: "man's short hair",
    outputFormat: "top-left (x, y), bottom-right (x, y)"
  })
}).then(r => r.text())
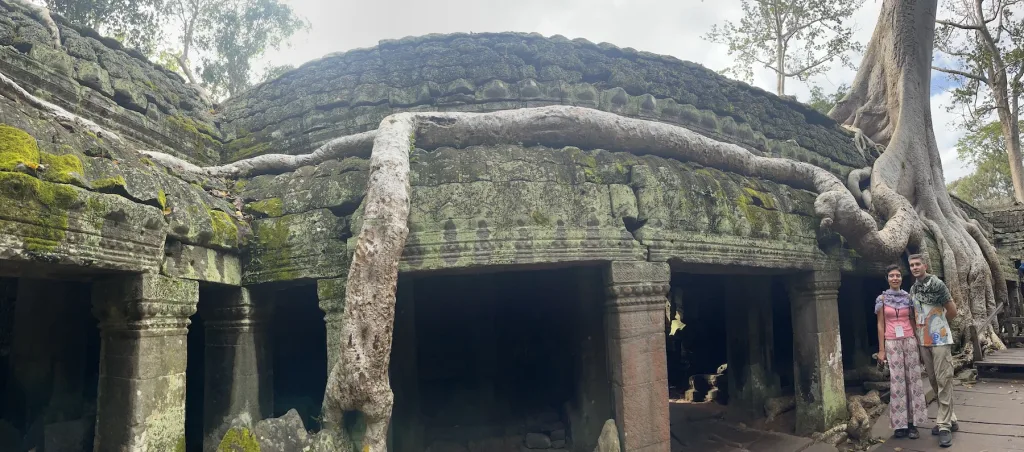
top-left (884, 264), bottom-right (901, 275)
top-left (908, 253), bottom-right (926, 263)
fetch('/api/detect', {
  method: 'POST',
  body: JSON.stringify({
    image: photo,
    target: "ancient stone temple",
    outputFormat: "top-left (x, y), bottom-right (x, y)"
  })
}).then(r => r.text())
top-left (0, 4), bottom-right (1019, 452)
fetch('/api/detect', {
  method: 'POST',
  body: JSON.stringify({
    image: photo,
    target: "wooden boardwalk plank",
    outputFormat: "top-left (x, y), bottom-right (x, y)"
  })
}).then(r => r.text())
top-left (872, 378), bottom-right (1024, 452)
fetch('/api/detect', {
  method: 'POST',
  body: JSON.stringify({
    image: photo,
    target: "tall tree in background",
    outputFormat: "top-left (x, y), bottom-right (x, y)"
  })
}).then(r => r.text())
top-left (703, 0), bottom-right (865, 95)
top-left (171, 0), bottom-right (305, 98)
top-left (947, 121), bottom-right (1016, 208)
top-left (44, 0), bottom-right (166, 54)
top-left (44, 0), bottom-right (305, 99)
top-left (933, 0), bottom-right (1024, 203)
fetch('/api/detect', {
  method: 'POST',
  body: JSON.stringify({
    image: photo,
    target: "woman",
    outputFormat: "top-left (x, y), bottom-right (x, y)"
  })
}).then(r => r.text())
top-left (875, 264), bottom-right (928, 439)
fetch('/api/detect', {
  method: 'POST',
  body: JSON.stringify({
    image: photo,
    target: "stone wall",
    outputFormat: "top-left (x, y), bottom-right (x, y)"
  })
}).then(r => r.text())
top-left (987, 205), bottom-right (1024, 263)
top-left (218, 33), bottom-right (866, 180)
top-left (0, 2), bottom-right (220, 164)
top-left (237, 142), bottom-right (853, 284)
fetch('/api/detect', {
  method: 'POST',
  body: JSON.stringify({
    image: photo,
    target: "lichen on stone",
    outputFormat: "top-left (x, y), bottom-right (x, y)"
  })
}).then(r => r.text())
top-left (208, 209), bottom-right (239, 248)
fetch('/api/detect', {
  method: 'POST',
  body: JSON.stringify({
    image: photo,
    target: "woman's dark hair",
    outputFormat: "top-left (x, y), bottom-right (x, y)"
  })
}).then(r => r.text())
top-left (884, 264), bottom-right (901, 276)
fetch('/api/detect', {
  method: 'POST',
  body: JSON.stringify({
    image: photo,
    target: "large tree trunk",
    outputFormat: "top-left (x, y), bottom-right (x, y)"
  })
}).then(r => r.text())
top-left (830, 0), bottom-right (1006, 350)
top-left (320, 114), bottom-right (413, 451)
top-left (993, 90), bottom-right (1024, 204)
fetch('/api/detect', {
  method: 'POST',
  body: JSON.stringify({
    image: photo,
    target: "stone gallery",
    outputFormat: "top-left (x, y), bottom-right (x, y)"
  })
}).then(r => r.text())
top-left (0, 2), bottom-right (1020, 452)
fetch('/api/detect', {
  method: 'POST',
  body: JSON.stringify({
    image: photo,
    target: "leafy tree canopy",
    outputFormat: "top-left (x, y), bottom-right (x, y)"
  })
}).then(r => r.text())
top-left (806, 83), bottom-right (849, 115)
top-left (703, 0), bottom-right (864, 95)
top-left (947, 121), bottom-right (1016, 209)
top-left (46, 0), bottom-right (306, 100)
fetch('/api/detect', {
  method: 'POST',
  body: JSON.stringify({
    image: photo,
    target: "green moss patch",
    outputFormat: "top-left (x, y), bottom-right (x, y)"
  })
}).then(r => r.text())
top-left (217, 427), bottom-right (260, 452)
top-left (245, 198), bottom-right (284, 218)
top-left (91, 176), bottom-right (127, 190)
top-left (39, 152), bottom-right (85, 184)
top-left (0, 124), bottom-right (41, 171)
top-left (209, 209), bottom-right (240, 248)
top-left (0, 172), bottom-right (79, 253)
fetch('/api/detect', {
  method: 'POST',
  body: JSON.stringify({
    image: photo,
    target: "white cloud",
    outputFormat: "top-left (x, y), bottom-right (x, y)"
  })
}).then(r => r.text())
top-left (260, 0), bottom-right (968, 182)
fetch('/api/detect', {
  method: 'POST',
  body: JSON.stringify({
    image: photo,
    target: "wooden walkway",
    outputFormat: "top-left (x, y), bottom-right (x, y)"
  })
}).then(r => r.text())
top-left (976, 347), bottom-right (1024, 370)
top-left (870, 377), bottom-right (1024, 452)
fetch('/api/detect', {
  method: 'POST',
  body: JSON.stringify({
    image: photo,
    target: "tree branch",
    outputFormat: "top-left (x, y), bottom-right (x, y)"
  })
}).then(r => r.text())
top-left (933, 65), bottom-right (991, 84)
top-left (936, 19), bottom-right (984, 30)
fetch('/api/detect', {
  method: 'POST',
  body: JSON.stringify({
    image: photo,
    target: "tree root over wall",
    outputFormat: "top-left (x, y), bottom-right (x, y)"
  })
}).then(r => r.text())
top-left (0, 1), bottom-right (1012, 439)
top-left (829, 0), bottom-right (1007, 362)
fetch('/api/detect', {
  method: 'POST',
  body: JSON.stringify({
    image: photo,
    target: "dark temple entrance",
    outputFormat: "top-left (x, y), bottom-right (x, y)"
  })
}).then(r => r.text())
top-left (390, 266), bottom-right (612, 452)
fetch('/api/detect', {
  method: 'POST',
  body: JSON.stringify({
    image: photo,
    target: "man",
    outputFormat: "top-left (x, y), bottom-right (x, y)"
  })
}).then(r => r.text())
top-left (908, 254), bottom-right (958, 448)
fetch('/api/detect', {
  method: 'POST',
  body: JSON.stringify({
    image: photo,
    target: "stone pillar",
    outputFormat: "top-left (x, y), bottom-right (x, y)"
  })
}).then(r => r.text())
top-left (317, 277), bottom-right (346, 373)
top-left (724, 276), bottom-right (780, 415)
top-left (788, 271), bottom-right (848, 435)
top-left (91, 273), bottom-right (199, 452)
top-left (604, 261), bottom-right (671, 452)
top-left (202, 286), bottom-right (273, 452)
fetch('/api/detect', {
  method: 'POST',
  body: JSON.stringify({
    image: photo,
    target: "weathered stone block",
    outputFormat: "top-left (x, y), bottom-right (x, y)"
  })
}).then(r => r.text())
top-left (161, 241), bottom-right (242, 285)
top-left (27, 44), bottom-right (73, 76)
top-left (75, 60), bottom-right (113, 96)
top-left (243, 209), bottom-right (348, 284)
top-left (0, 173), bottom-right (166, 274)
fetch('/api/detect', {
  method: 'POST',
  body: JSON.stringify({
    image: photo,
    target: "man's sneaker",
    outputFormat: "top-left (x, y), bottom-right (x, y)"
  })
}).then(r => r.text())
top-left (932, 421), bottom-right (959, 435)
top-left (908, 425), bottom-right (920, 439)
top-left (894, 428), bottom-right (908, 438)
top-left (939, 429), bottom-right (953, 447)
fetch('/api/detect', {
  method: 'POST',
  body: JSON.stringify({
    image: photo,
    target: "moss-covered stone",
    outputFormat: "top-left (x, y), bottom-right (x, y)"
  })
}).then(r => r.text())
top-left (209, 209), bottom-right (240, 249)
top-left (90, 175), bottom-right (127, 190)
top-left (245, 198), bottom-right (283, 218)
top-left (0, 172), bottom-right (77, 253)
top-left (218, 427), bottom-right (260, 452)
top-left (0, 124), bottom-right (40, 171)
top-left (39, 152), bottom-right (85, 184)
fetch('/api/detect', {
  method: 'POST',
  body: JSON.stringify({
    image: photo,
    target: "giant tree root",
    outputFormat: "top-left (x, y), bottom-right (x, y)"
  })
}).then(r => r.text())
top-left (830, 0), bottom-right (1006, 343)
top-left (5, 0), bottom-right (61, 47)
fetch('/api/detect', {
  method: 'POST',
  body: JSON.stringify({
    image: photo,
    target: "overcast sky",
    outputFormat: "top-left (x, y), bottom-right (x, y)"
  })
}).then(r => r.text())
top-left (259, 0), bottom-right (972, 182)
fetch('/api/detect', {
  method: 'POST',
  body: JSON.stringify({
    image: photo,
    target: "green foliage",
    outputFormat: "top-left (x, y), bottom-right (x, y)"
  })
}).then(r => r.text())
top-left (806, 83), bottom-right (849, 115)
top-left (50, 0), bottom-right (306, 100)
top-left (947, 121), bottom-right (1016, 209)
top-left (934, 1), bottom-right (1024, 128)
top-left (45, 0), bottom-right (167, 54)
top-left (193, 0), bottom-right (308, 98)
top-left (259, 64), bottom-right (295, 84)
top-left (702, 0), bottom-right (864, 95)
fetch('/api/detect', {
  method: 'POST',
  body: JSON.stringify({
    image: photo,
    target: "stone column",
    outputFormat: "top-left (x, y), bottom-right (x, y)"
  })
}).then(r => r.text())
top-left (724, 276), bottom-right (780, 415)
top-left (317, 277), bottom-right (346, 373)
top-left (91, 273), bottom-right (199, 452)
top-left (788, 271), bottom-right (848, 435)
top-left (604, 261), bottom-right (671, 452)
top-left (202, 286), bottom-right (273, 452)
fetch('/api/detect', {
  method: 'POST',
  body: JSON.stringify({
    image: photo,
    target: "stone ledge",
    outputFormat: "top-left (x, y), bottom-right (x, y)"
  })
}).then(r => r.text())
top-left (0, 173), bottom-right (165, 273)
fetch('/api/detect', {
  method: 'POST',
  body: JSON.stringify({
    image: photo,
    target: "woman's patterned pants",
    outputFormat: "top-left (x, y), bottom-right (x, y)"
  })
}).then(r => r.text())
top-left (885, 336), bottom-right (928, 429)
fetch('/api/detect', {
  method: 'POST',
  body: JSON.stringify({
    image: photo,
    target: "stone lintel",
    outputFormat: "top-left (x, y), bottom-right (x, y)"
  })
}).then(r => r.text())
top-left (202, 286), bottom-right (273, 452)
top-left (603, 261), bottom-right (670, 452)
top-left (91, 273), bottom-right (198, 452)
top-left (787, 271), bottom-right (847, 435)
top-left (161, 241), bottom-right (242, 286)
